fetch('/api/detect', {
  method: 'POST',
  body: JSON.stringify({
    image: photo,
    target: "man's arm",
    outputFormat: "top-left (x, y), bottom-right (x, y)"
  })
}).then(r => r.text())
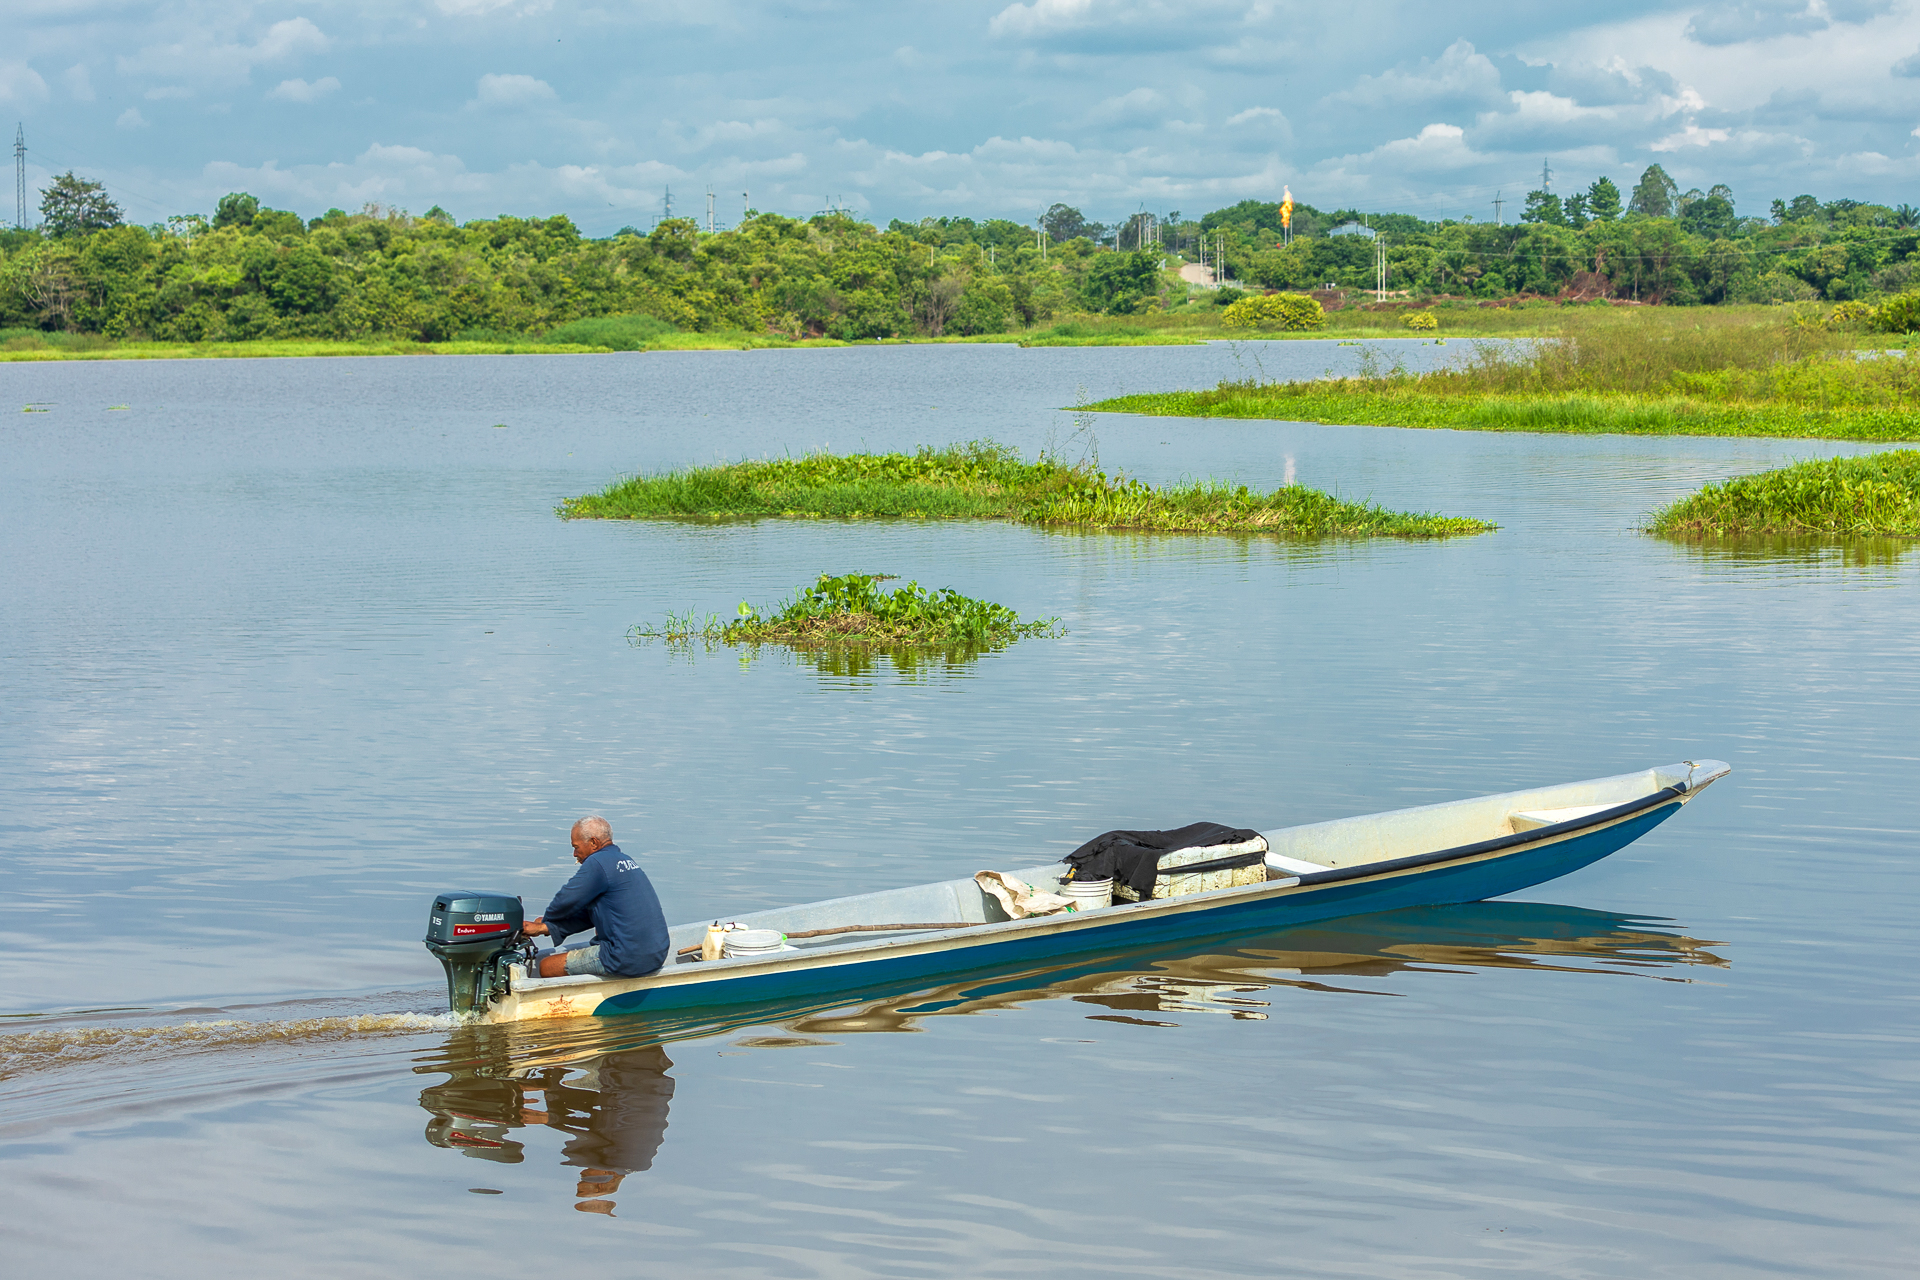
top-left (540, 857), bottom-right (605, 946)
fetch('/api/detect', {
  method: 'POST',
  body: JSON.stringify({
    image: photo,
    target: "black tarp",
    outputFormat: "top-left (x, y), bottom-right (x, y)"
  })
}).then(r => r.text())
top-left (1062, 822), bottom-right (1265, 900)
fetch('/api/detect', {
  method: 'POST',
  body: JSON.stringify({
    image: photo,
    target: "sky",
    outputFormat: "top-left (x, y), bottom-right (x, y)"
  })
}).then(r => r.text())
top-left (6, 0), bottom-right (1920, 236)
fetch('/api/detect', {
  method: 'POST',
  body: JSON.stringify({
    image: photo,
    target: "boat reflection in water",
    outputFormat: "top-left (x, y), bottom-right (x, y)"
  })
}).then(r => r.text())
top-left (415, 898), bottom-right (1726, 1201)
top-left (421, 1043), bottom-right (675, 1214)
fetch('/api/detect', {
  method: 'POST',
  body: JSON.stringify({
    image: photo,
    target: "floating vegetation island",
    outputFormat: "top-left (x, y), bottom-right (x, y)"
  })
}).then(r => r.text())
top-left (1649, 450), bottom-right (1920, 538)
top-left (562, 441), bottom-right (1493, 538)
top-left (632, 573), bottom-right (1062, 670)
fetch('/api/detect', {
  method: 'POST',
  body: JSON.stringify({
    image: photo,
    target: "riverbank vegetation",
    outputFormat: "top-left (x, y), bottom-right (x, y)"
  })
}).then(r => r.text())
top-left (9, 166), bottom-right (1920, 355)
top-left (561, 441), bottom-right (1494, 537)
top-left (1090, 308), bottom-right (1920, 442)
top-left (1649, 451), bottom-right (1920, 537)
top-left (632, 573), bottom-right (1062, 651)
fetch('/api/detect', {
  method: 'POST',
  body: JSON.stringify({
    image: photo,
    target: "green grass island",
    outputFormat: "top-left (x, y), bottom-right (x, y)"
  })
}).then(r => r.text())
top-left (560, 442), bottom-right (1495, 539)
top-left (1086, 307), bottom-right (1920, 444)
top-left (1649, 451), bottom-right (1920, 538)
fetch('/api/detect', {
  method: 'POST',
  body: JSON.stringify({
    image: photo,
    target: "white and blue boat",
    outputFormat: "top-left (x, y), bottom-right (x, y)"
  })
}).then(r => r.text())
top-left (462, 759), bottom-right (1729, 1023)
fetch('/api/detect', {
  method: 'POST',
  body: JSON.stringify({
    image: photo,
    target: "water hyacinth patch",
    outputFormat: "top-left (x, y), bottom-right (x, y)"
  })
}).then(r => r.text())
top-left (631, 573), bottom-right (1063, 659)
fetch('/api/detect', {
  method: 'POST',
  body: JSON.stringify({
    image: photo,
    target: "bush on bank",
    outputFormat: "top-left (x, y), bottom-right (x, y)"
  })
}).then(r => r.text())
top-left (1221, 293), bottom-right (1325, 331)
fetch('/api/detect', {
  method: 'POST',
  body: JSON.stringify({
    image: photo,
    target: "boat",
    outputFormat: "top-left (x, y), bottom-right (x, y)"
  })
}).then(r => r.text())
top-left (424, 759), bottom-right (1730, 1024)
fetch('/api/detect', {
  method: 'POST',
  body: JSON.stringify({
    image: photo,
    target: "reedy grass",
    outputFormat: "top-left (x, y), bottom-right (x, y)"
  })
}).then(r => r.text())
top-left (1089, 308), bottom-right (1920, 442)
top-left (562, 440), bottom-right (1495, 538)
top-left (1649, 450), bottom-right (1920, 537)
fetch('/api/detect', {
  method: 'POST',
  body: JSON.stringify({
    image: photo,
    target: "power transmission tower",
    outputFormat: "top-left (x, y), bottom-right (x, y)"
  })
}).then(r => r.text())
top-left (1539, 158), bottom-right (1553, 192)
top-left (662, 186), bottom-right (673, 223)
top-left (13, 124), bottom-right (25, 231)
top-left (1491, 191), bottom-right (1505, 226)
top-left (706, 185), bottom-right (715, 233)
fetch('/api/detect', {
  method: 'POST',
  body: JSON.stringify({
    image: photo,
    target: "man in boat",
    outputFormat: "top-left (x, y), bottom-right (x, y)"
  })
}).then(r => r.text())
top-left (523, 816), bottom-right (670, 979)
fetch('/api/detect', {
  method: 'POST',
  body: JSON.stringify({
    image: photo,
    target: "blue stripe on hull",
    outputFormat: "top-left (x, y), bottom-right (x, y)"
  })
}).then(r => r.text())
top-left (594, 804), bottom-right (1679, 1019)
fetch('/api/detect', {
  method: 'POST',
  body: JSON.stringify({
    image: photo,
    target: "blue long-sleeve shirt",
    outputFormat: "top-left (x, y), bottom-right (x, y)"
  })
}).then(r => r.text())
top-left (543, 843), bottom-right (669, 977)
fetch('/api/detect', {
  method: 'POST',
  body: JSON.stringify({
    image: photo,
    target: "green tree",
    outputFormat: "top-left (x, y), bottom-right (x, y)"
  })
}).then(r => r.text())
top-left (1522, 189), bottom-right (1566, 225)
top-left (1586, 177), bottom-right (1623, 222)
top-left (39, 172), bottom-right (124, 237)
top-left (1041, 204), bottom-right (1090, 244)
top-left (1563, 192), bottom-right (1590, 229)
top-left (1681, 190), bottom-right (1737, 240)
top-left (213, 193), bottom-right (261, 229)
top-left (1629, 165), bottom-right (1679, 218)
top-left (1081, 251), bottom-right (1162, 313)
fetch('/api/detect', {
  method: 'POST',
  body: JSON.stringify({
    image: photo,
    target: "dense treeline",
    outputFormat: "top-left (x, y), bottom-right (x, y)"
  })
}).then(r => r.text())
top-left (1204, 166), bottom-right (1920, 305)
top-left (3, 163), bottom-right (1918, 344)
top-left (0, 180), bottom-right (1163, 343)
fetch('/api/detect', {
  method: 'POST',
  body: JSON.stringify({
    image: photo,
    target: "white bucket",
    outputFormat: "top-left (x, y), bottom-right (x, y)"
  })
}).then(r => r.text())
top-left (722, 928), bottom-right (788, 958)
top-left (1061, 877), bottom-right (1114, 911)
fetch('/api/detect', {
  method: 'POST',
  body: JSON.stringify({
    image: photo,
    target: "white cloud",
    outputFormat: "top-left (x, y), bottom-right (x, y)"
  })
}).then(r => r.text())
top-left (437, 0), bottom-right (556, 14)
top-left (270, 76), bottom-right (340, 103)
top-left (1326, 39), bottom-right (1503, 109)
top-left (1085, 86), bottom-right (1166, 126)
top-left (1653, 123), bottom-right (1733, 149)
top-left (1227, 106), bottom-right (1284, 125)
top-left (118, 18), bottom-right (330, 93)
top-left (117, 107), bottom-right (149, 129)
top-left (472, 73), bottom-right (557, 107)
top-left (0, 61), bottom-right (50, 107)
top-left (255, 18), bottom-right (329, 61)
top-left (989, 0), bottom-right (1095, 39)
top-left (62, 64), bottom-right (94, 102)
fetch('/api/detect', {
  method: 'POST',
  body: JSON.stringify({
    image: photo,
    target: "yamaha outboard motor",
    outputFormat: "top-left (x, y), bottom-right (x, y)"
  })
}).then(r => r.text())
top-left (424, 891), bottom-right (528, 1016)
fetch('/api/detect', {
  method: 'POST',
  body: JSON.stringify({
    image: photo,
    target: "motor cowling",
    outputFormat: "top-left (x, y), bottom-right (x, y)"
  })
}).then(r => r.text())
top-left (425, 891), bottom-right (527, 1016)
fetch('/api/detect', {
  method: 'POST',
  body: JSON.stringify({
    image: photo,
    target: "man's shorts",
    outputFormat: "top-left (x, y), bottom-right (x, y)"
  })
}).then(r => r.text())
top-left (561, 944), bottom-right (610, 977)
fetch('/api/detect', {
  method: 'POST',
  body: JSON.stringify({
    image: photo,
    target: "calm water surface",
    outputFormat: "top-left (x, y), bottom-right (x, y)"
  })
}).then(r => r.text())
top-left (3, 341), bottom-right (1916, 1277)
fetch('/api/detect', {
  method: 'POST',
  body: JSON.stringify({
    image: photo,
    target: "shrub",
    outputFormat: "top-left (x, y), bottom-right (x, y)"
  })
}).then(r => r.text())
top-left (1403, 310), bottom-right (1438, 331)
top-left (1872, 292), bottom-right (1920, 334)
top-left (1212, 287), bottom-right (1245, 307)
top-left (1221, 292), bottom-right (1325, 331)
top-left (1826, 300), bottom-right (1876, 330)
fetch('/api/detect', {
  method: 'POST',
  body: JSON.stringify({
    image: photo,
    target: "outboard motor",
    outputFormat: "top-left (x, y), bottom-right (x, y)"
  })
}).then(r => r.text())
top-left (424, 891), bottom-right (528, 1016)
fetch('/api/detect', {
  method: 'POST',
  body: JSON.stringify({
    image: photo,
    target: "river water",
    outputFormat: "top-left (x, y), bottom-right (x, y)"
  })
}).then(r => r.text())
top-left (3, 341), bottom-right (1916, 1277)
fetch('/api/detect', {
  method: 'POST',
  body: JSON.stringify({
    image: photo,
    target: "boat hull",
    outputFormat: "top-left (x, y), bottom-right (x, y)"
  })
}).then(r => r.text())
top-left (483, 795), bottom-right (1687, 1024)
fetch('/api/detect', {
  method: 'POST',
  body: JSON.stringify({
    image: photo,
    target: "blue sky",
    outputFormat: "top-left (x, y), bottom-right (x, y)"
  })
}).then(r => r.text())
top-left (6, 0), bottom-right (1920, 235)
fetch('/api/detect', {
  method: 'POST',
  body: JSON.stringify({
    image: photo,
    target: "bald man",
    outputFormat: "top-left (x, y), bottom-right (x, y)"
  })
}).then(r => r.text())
top-left (523, 816), bottom-right (670, 979)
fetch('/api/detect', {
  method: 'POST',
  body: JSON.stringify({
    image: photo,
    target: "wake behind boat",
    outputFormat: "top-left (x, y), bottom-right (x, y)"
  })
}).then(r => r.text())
top-left (424, 759), bottom-right (1730, 1024)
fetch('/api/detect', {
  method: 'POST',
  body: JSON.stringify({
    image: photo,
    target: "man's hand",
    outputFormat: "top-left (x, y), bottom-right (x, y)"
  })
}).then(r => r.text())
top-left (524, 917), bottom-right (549, 936)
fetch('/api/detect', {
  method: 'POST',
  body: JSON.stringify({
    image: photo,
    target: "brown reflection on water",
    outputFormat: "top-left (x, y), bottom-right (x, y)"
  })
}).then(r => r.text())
top-left (413, 900), bottom-right (1724, 1191)
top-left (421, 1043), bottom-right (675, 1215)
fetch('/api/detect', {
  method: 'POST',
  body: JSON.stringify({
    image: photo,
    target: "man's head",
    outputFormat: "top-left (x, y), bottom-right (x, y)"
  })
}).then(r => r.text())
top-left (570, 815), bottom-right (613, 862)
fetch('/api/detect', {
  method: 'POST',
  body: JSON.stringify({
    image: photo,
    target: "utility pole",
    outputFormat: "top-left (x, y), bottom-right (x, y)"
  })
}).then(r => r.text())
top-left (1491, 191), bottom-right (1505, 226)
top-left (706, 185), bottom-right (715, 233)
top-left (13, 124), bottom-right (25, 231)
top-left (1375, 236), bottom-right (1388, 302)
top-left (663, 186), bottom-right (673, 223)
top-left (742, 191), bottom-right (750, 224)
